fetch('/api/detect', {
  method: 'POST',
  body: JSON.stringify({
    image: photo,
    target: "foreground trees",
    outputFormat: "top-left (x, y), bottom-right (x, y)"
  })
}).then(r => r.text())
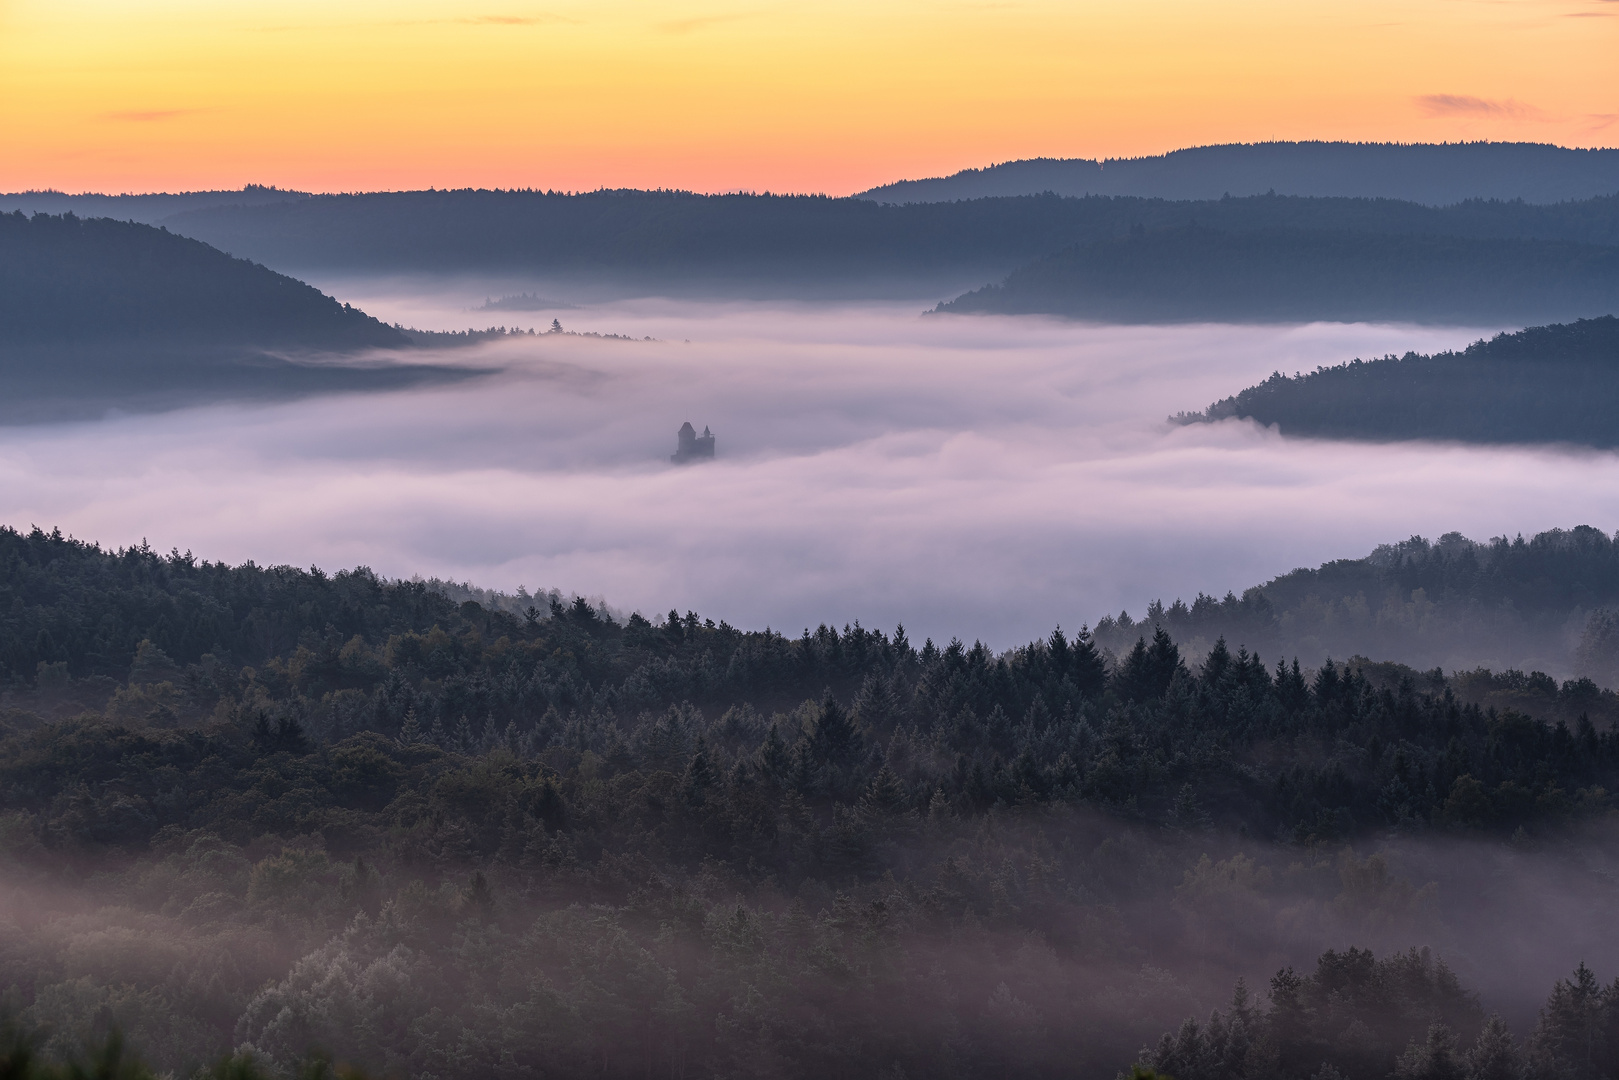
top-left (3, 526), bottom-right (1619, 1078)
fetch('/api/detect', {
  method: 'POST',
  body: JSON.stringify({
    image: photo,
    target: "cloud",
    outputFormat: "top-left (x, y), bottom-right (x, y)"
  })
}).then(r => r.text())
top-left (453, 13), bottom-right (573, 25)
top-left (656, 13), bottom-right (748, 34)
top-left (101, 109), bottom-right (202, 123)
top-left (252, 13), bottom-right (574, 32)
top-left (1414, 94), bottom-right (1537, 118)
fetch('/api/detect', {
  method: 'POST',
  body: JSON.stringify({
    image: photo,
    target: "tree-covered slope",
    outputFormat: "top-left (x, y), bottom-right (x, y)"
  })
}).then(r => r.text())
top-left (0, 211), bottom-right (406, 350)
top-left (1178, 316), bottom-right (1619, 445)
top-left (935, 226), bottom-right (1619, 324)
top-left (3, 524), bottom-right (1619, 1079)
top-left (3, 523), bottom-right (1616, 847)
top-left (1093, 524), bottom-right (1619, 686)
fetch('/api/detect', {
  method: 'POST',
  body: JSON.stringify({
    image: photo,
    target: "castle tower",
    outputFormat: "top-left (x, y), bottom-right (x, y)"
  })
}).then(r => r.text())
top-left (671, 421), bottom-right (716, 464)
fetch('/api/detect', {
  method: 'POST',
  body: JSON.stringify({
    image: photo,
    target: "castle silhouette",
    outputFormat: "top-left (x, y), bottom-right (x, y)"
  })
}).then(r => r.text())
top-left (671, 421), bottom-right (715, 464)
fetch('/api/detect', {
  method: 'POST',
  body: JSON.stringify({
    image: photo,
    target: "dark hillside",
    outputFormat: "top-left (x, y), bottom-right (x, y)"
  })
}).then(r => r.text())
top-left (1178, 316), bottom-right (1619, 444)
top-left (935, 226), bottom-right (1619, 324)
top-left (0, 211), bottom-right (405, 350)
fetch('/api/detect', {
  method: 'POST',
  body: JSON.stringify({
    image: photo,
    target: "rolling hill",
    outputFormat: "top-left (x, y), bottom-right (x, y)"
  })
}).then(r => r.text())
top-left (861, 141), bottom-right (1619, 205)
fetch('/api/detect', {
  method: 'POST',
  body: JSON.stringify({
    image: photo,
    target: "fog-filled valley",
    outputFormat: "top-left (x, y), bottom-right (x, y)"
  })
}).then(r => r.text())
top-left (7, 295), bottom-right (1600, 654)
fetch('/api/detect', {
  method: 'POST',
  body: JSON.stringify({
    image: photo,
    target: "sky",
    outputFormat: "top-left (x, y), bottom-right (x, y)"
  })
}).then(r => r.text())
top-left (1, 0), bottom-right (1615, 196)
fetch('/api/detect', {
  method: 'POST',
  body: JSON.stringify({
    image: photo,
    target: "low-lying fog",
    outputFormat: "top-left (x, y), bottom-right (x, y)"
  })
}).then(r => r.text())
top-left (2, 283), bottom-right (1609, 648)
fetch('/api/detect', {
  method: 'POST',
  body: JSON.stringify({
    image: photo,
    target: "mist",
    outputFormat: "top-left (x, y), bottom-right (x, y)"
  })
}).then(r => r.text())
top-left (3, 288), bottom-right (1607, 653)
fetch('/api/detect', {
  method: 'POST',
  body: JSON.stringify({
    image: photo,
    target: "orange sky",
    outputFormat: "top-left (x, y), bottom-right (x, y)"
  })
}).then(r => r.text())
top-left (1, 0), bottom-right (1615, 196)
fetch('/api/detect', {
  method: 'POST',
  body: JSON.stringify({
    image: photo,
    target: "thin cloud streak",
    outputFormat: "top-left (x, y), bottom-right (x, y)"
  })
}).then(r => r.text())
top-left (101, 109), bottom-right (204, 123)
top-left (251, 13), bottom-right (575, 32)
top-left (656, 13), bottom-right (748, 34)
top-left (1415, 94), bottom-right (1538, 118)
top-left (454, 13), bottom-right (574, 25)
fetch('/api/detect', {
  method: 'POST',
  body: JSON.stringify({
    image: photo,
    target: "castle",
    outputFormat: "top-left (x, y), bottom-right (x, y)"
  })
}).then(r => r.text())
top-left (671, 421), bottom-right (716, 464)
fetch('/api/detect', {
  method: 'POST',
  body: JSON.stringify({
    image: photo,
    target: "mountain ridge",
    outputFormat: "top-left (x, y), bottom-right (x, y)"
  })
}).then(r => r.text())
top-left (861, 141), bottom-right (1619, 206)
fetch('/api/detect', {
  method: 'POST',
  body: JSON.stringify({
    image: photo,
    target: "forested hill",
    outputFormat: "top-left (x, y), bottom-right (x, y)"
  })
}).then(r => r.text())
top-left (4, 523), bottom-right (1619, 1079)
top-left (0, 211), bottom-right (406, 350)
top-left (933, 226), bottom-right (1619, 324)
top-left (157, 187), bottom-right (1619, 287)
top-left (2, 522), bottom-right (1616, 846)
top-left (860, 140), bottom-right (1619, 205)
top-left (1092, 524), bottom-right (1619, 686)
top-left (1177, 316), bottom-right (1619, 446)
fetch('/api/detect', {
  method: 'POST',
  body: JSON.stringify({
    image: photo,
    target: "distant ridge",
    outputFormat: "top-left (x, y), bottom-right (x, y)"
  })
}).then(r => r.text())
top-left (933, 225), bottom-right (1619, 326)
top-left (860, 142), bottom-right (1619, 207)
top-left (0, 185), bottom-right (307, 226)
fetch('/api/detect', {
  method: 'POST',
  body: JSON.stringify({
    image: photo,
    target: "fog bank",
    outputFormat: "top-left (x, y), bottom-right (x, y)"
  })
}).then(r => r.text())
top-left (1, 289), bottom-right (1606, 650)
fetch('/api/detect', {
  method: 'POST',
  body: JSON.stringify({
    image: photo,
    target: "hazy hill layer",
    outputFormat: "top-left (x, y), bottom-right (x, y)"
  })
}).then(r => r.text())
top-left (861, 141), bottom-right (1619, 205)
top-left (1177, 316), bottom-right (1619, 444)
top-left (935, 226), bottom-right (1619, 324)
top-left (152, 188), bottom-right (1619, 301)
top-left (0, 184), bottom-right (307, 225)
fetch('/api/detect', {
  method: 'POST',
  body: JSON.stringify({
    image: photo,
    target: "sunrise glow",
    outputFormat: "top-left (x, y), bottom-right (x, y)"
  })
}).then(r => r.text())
top-left (1, 0), bottom-right (1614, 195)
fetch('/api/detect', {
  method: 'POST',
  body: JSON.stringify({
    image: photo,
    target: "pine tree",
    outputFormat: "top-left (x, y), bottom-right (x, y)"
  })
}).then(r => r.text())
top-left (1116, 637), bottom-right (1158, 703)
top-left (808, 692), bottom-right (863, 769)
top-left (859, 764), bottom-right (907, 815)
top-left (1466, 1016), bottom-right (1520, 1080)
top-left (757, 723), bottom-right (791, 783)
top-left (683, 737), bottom-right (717, 806)
top-left (1394, 1024), bottom-right (1464, 1080)
top-left (851, 672), bottom-right (898, 730)
top-left (1070, 625), bottom-right (1108, 697)
top-left (1527, 962), bottom-right (1616, 1080)
top-left (398, 708), bottom-right (424, 745)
